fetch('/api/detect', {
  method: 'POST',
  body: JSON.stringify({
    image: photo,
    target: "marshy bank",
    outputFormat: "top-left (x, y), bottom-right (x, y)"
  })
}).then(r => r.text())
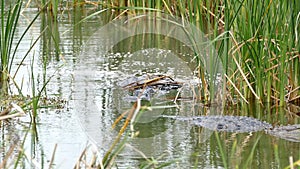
top-left (1, 0), bottom-right (299, 168)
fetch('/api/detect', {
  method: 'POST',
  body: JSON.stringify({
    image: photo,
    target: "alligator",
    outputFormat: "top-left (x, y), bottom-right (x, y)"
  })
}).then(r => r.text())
top-left (118, 74), bottom-right (300, 142)
top-left (161, 115), bottom-right (300, 142)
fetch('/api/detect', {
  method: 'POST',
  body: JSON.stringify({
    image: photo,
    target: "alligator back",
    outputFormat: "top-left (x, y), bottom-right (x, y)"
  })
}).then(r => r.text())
top-left (162, 115), bottom-right (300, 142)
top-left (191, 116), bottom-right (273, 133)
top-left (162, 115), bottom-right (273, 132)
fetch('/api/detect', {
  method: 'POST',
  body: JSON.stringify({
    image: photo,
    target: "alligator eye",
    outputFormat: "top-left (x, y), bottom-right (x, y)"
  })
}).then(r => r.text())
top-left (236, 125), bottom-right (241, 131)
top-left (217, 124), bottom-right (224, 130)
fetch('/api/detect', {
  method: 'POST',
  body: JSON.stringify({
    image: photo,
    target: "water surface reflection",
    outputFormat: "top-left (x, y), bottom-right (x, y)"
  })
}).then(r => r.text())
top-left (1, 8), bottom-right (299, 169)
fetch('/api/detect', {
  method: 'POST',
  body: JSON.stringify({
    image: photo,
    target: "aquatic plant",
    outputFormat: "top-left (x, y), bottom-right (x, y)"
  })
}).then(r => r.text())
top-left (101, 0), bottom-right (299, 106)
top-left (0, 0), bottom-right (23, 95)
top-left (219, 0), bottom-right (300, 106)
top-left (0, 0), bottom-right (41, 96)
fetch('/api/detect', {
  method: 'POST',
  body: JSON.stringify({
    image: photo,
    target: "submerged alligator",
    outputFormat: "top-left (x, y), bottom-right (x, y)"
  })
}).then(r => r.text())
top-left (118, 74), bottom-right (300, 142)
top-left (162, 115), bottom-right (300, 142)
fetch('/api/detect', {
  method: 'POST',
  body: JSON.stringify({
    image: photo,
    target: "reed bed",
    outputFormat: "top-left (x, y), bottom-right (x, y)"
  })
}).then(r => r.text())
top-left (35, 0), bottom-right (298, 105)
top-left (0, 0), bottom-right (23, 95)
top-left (90, 0), bottom-right (300, 106)
top-left (2, 0), bottom-right (299, 105)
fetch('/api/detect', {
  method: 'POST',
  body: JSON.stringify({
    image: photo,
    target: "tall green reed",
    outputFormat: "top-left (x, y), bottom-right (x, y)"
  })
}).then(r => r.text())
top-left (0, 0), bottom-right (57, 122)
top-left (85, 0), bottom-right (299, 105)
top-left (0, 0), bottom-right (42, 96)
top-left (227, 0), bottom-right (299, 105)
top-left (0, 0), bottom-right (22, 95)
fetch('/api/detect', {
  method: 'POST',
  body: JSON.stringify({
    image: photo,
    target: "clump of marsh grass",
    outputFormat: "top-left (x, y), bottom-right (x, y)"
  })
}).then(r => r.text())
top-left (0, 0), bottom-right (23, 95)
top-left (0, 0), bottom-right (41, 96)
top-left (24, 0), bottom-right (299, 107)
top-left (92, 0), bottom-right (299, 106)
top-left (1, 0), bottom-right (64, 115)
top-left (220, 0), bottom-right (300, 106)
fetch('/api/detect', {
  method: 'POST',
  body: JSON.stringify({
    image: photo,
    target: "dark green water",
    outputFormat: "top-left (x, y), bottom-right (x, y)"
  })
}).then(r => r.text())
top-left (0, 6), bottom-right (299, 169)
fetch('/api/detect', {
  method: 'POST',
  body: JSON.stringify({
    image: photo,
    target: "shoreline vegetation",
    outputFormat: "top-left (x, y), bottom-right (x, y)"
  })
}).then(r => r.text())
top-left (1, 0), bottom-right (299, 105)
top-left (1, 0), bottom-right (299, 168)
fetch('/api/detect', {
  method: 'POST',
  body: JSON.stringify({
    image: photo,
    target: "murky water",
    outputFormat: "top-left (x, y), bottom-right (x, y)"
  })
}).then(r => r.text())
top-left (1, 6), bottom-right (299, 168)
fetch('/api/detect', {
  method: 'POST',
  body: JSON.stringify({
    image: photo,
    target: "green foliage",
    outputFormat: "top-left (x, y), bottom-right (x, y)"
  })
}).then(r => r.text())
top-left (0, 0), bottom-right (22, 95)
top-left (96, 0), bottom-right (299, 105)
top-left (0, 0), bottom-right (41, 96)
top-left (221, 0), bottom-right (300, 105)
